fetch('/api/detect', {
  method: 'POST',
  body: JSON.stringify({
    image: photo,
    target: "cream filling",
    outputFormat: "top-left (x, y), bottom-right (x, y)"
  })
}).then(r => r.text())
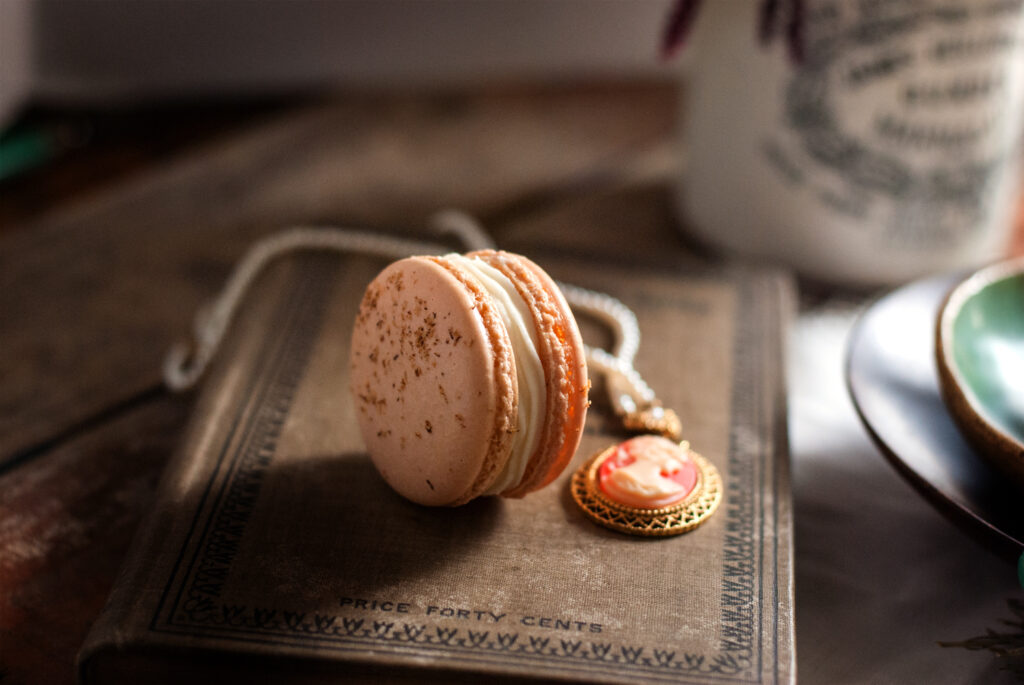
top-left (446, 255), bottom-right (545, 495)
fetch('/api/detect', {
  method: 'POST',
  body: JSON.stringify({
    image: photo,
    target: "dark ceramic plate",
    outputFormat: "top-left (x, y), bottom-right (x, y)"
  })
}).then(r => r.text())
top-left (846, 273), bottom-right (1024, 559)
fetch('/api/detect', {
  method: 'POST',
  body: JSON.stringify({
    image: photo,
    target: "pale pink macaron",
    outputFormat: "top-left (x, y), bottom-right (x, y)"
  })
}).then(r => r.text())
top-left (350, 249), bottom-right (589, 506)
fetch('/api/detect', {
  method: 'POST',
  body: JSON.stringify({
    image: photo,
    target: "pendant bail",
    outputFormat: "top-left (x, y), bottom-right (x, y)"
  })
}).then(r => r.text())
top-left (605, 370), bottom-right (683, 441)
top-left (622, 402), bottom-right (683, 442)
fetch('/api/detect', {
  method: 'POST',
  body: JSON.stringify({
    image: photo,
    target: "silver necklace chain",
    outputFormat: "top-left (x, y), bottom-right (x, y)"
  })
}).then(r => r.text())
top-left (164, 211), bottom-right (676, 437)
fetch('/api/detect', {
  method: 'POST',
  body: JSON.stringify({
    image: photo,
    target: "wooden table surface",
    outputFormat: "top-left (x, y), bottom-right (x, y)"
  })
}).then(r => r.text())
top-left (1, 84), bottom-right (1022, 685)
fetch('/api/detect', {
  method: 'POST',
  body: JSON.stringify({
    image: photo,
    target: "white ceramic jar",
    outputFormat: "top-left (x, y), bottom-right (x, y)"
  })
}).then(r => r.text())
top-left (679, 0), bottom-right (1024, 287)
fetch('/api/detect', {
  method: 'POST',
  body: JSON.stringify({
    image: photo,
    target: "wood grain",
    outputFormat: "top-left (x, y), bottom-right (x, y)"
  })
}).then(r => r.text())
top-left (0, 394), bottom-right (190, 685)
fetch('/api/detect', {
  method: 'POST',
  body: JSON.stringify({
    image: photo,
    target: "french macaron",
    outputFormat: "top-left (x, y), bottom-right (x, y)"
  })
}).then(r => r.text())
top-left (350, 249), bottom-right (589, 506)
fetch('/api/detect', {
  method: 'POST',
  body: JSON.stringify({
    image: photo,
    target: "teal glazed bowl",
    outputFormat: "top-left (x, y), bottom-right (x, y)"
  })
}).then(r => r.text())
top-left (936, 257), bottom-right (1024, 491)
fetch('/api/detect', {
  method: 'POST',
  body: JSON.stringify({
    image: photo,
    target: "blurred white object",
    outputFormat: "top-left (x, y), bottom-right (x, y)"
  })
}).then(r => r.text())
top-left (26, 0), bottom-right (676, 101)
top-left (679, 0), bottom-right (1024, 287)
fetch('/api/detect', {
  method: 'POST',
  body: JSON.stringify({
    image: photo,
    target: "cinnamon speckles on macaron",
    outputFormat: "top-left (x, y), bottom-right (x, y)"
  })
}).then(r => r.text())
top-left (350, 251), bottom-right (588, 506)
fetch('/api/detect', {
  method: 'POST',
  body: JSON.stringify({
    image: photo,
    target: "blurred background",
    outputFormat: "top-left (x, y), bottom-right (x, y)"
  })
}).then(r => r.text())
top-left (2, 3), bottom-right (1024, 684)
top-left (0, 0), bottom-right (677, 126)
top-left (0, 0), bottom-right (679, 222)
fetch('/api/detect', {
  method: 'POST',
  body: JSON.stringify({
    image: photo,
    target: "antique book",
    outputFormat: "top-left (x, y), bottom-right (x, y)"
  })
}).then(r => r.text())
top-left (78, 249), bottom-right (795, 684)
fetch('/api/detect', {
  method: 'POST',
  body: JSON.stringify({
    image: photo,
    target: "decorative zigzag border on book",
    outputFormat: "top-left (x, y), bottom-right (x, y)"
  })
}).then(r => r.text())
top-left (174, 602), bottom-right (749, 677)
top-left (155, 264), bottom-right (769, 683)
top-left (718, 278), bottom-right (761, 676)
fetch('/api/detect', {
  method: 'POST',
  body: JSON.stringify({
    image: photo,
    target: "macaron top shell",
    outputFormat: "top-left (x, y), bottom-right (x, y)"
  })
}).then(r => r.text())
top-left (350, 257), bottom-right (517, 506)
top-left (350, 250), bottom-right (588, 506)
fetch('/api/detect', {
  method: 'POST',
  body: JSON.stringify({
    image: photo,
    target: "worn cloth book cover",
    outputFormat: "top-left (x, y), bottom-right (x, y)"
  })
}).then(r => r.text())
top-left (77, 250), bottom-right (795, 684)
